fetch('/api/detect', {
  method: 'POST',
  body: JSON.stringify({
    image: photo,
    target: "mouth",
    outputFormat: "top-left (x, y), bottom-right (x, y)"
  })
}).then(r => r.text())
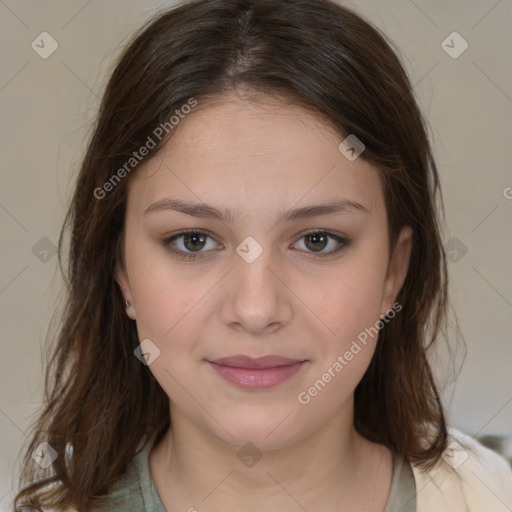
top-left (207, 355), bottom-right (307, 389)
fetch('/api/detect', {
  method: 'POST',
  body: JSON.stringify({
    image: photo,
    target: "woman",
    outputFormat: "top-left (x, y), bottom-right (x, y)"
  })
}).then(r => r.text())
top-left (14, 0), bottom-right (512, 510)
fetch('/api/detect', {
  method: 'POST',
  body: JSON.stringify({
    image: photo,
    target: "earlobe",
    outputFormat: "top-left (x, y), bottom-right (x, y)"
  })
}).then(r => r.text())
top-left (381, 226), bottom-right (413, 315)
top-left (115, 261), bottom-right (136, 320)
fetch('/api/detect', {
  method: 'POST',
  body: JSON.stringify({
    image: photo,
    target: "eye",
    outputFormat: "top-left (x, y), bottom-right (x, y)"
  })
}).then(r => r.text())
top-left (161, 229), bottom-right (350, 261)
top-left (292, 230), bottom-right (349, 258)
top-left (161, 230), bottom-right (220, 260)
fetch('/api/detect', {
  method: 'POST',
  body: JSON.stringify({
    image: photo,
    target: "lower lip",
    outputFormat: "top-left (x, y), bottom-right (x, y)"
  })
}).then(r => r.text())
top-left (208, 361), bottom-right (306, 389)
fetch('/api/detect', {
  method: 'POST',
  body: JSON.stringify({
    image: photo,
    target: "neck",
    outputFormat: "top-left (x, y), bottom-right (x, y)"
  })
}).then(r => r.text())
top-left (150, 401), bottom-right (393, 511)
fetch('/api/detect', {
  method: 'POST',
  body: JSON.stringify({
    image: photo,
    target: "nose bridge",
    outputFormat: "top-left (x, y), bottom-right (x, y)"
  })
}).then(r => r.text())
top-left (233, 236), bottom-right (279, 304)
top-left (221, 235), bottom-right (292, 331)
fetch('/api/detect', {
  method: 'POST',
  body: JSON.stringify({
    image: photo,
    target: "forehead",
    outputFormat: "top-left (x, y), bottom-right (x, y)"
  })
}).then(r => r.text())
top-left (126, 92), bottom-right (383, 216)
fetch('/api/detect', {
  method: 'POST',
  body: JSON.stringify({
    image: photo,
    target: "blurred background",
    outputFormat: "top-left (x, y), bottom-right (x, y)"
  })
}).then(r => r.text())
top-left (1, 0), bottom-right (511, 508)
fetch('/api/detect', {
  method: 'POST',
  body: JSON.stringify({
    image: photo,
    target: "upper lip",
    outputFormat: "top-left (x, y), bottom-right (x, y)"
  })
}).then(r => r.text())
top-left (209, 355), bottom-right (305, 369)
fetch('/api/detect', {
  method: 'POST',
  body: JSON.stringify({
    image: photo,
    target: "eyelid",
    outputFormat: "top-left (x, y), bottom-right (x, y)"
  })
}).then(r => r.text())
top-left (162, 228), bottom-right (218, 244)
top-left (293, 228), bottom-right (348, 243)
top-left (291, 229), bottom-right (349, 258)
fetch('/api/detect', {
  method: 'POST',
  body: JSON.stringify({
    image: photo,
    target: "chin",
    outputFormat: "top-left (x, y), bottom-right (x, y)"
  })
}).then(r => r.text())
top-left (208, 411), bottom-right (306, 452)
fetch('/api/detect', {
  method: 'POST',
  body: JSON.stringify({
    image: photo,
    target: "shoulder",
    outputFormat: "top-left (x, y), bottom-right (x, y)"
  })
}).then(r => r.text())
top-left (410, 427), bottom-right (512, 512)
top-left (84, 456), bottom-right (144, 512)
top-left (37, 440), bottom-right (151, 511)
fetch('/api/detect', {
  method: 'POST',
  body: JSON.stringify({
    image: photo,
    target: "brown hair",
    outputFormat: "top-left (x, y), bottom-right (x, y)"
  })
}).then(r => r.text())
top-left (14, 0), bottom-right (450, 509)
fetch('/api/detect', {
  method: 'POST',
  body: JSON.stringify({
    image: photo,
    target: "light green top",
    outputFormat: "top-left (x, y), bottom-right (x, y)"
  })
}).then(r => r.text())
top-left (98, 437), bottom-right (416, 511)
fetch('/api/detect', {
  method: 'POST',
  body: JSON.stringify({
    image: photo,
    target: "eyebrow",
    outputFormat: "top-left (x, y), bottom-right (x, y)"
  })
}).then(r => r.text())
top-left (143, 198), bottom-right (369, 223)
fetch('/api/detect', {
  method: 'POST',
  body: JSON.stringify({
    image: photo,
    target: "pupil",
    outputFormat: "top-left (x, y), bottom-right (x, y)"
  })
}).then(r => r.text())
top-left (185, 233), bottom-right (205, 251)
top-left (306, 233), bottom-right (327, 251)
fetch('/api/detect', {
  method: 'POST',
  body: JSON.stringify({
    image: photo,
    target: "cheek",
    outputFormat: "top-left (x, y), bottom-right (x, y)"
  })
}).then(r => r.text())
top-left (304, 253), bottom-right (388, 344)
top-left (125, 237), bottom-right (209, 345)
top-left (131, 272), bottom-right (207, 343)
top-left (129, 266), bottom-right (208, 405)
top-left (294, 261), bottom-right (388, 414)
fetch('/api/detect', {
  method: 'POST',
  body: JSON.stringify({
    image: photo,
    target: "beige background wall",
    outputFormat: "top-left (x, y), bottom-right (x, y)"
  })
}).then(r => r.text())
top-left (1, 0), bottom-right (511, 506)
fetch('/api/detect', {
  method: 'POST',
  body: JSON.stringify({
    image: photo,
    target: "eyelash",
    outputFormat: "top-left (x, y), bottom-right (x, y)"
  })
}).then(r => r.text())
top-left (161, 229), bottom-right (350, 261)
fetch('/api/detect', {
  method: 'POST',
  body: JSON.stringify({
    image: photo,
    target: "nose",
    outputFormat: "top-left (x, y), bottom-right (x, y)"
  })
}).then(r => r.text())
top-left (220, 245), bottom-right (293, 335)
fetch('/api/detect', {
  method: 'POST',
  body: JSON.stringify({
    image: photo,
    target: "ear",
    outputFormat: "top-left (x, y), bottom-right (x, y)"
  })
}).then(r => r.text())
top-left (380, 225), bottom-right (413, 315)
top-left (115, 261), bottom-right (136, 320)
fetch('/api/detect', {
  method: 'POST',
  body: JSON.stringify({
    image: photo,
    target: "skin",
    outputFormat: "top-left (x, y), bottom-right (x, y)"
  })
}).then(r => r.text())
top-left (116, 89), bottom-right (413, 511)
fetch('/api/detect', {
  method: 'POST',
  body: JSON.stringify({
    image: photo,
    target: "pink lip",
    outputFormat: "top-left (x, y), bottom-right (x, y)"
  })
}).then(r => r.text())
top-left (211, 355), bottom-right (303, 369)
top-left (207, 355), bottom-right (306, 389)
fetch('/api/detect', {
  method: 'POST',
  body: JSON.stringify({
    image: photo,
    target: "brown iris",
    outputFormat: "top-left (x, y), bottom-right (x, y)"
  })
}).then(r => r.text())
top-left (304, 232), bottom-right (328, 252)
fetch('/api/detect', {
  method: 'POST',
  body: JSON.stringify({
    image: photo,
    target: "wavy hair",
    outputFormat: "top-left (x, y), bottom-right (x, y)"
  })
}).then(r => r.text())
top-left (14, 0), bottom-right (451, 509)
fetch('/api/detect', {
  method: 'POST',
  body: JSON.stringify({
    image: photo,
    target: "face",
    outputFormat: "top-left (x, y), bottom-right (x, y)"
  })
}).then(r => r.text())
top-left (116, 91), bottom-right (412, 451)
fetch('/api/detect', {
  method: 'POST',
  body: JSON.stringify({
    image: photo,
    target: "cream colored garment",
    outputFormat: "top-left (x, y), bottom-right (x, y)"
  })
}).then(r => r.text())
top-left (411, 427), bottom-right (512, 511)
